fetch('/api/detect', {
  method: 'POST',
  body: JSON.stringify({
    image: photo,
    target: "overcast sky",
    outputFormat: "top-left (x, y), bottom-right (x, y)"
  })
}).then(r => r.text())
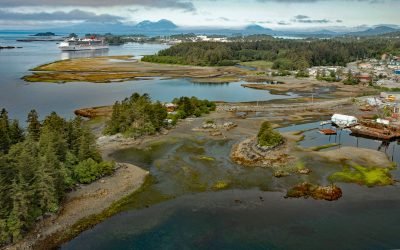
top-left (0, 0), bottom-right (398, 29)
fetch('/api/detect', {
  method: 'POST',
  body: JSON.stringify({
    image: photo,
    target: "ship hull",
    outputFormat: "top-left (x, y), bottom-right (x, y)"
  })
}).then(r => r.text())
top-left (59, 45), bottom-right (109, 51)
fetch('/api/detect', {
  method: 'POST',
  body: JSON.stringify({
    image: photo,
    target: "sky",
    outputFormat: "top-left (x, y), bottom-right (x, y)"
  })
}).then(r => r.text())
top-left (0, 0), bottom-right (399, 30)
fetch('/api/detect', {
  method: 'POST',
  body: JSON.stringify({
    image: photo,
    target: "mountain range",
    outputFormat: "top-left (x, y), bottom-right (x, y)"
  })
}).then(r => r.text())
top-left (29, 19), bottom-right (400, 38)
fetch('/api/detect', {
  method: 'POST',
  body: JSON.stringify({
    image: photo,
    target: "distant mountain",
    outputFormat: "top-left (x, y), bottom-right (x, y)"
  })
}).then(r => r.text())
top-left (135, 19), bottom-right (178, 31)
top-left (345, 26), bottom-right (399, 37)
top-left (242, 24), bottom-right (274, 35)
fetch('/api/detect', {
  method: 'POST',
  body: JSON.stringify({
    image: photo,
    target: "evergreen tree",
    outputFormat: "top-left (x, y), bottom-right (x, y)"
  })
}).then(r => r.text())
top-left (34, 159), bottom-right (58, 213)
top-left (26, 110), bottom-right (41, 141)
top-left (0, 109), bottom-right (10, 153)
top-left (78, 127), bottom-right (101, 162)
top-left (7, 174), bottom-right (30, 242)
top-left (8, 120), bottom-right (24, 145)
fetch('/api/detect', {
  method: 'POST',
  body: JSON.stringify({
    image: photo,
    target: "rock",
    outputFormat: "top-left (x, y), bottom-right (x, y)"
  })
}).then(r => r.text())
top-left (223, 122), bottom-right (237, 130)
top-left (274, 170), bottom-right (290, 178)
top-left (286, 182), bottom-right (342, 201)
top-left (100, 179), bottom-right (105, 183)
top-left (298, 168), bottom-right (312, 175)
top-left (210, 130), bottom-right (223, 136)
top-left (202, 122), bottom-right (217, 129)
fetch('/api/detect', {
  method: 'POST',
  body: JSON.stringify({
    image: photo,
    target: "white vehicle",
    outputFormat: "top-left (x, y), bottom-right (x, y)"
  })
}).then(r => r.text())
top-left (331, 114), bottom-right (358, 128)
top-left (58, 37), bottom-right (109, 51)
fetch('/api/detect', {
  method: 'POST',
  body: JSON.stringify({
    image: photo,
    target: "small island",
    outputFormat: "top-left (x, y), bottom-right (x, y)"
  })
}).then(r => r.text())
top-left (32, 32), bottom-right (56, 36)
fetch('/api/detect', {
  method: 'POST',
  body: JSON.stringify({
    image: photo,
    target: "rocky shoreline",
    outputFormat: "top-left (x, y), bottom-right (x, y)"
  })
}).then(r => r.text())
top-left (230, 136), bottom-right (294, 168)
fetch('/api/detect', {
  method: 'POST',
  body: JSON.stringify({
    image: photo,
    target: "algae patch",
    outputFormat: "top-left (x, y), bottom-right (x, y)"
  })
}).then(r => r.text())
top-left (328, 165), bottom-right (395, 187)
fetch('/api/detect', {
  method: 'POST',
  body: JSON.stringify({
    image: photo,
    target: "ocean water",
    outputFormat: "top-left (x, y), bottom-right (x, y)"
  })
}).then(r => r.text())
top-left (62, 130), bottom-right (400, 250)
top-left (0, 32), bottom-right (295, 122)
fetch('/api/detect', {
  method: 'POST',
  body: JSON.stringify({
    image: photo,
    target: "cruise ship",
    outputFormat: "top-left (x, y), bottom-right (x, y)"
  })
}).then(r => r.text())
top-left (58, 37), bottom-right (109, 51)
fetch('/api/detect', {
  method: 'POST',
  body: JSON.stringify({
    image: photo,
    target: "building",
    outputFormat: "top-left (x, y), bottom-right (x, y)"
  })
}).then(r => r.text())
top-left (331, 114), bottom-right (358, 127)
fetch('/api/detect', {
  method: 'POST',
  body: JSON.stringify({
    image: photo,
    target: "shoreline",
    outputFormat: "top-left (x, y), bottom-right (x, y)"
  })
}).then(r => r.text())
top-left (4, 163), bottom-right (149, 250)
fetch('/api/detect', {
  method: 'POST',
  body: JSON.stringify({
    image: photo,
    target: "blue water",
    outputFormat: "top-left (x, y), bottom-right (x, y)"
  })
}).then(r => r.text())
top-left (0, 32), bottom-right (297, 122)
top-left (60, 121), bottom-right (400, 250)
top-left (62, 188), bottom-right (400, 250)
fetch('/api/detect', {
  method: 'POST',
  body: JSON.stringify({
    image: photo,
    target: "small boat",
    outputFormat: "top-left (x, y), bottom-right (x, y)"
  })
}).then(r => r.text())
top-left (319, 129), bottom-right (337, 135)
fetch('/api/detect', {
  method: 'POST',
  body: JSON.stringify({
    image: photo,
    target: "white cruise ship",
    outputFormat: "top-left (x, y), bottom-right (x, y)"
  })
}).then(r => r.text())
top-left (58, 37), bottom-right (109, 51)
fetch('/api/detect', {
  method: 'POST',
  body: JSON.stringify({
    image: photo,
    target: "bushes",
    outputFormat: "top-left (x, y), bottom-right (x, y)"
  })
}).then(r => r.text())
top-left (74, 159), bottom-right (115, 184)
top-left (257, 121), bottom-right (284, 147)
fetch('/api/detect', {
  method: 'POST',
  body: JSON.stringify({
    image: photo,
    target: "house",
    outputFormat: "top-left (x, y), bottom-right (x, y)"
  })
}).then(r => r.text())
top-left (331, 114), bottom-right (358, 127)
top-left (164, 103), bottom-right (178, 113)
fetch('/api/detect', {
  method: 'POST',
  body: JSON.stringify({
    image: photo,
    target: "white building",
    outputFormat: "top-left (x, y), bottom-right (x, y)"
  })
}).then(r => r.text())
top-left (331, 114), bottom-right (358, 127)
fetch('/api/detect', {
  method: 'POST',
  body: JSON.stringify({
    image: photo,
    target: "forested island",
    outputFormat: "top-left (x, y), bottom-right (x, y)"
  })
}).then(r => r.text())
top-left (142, 38), bottom-right (400, 69)
top-left (0, 109), bottom-right (114, 245)
top-left (104, 93), bottom-right (216, 137)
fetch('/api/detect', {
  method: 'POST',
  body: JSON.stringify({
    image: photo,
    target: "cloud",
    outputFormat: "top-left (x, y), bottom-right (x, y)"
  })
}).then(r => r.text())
top-left (277, 21), bottom-right (291, 25)
top-left (293, 15), bottom-right (309, 20)
top-left (0, 0), bottom-right (196, 11)
top-left (292, 14), bottom-right (331, 23)
top-left (256, 0), bottom-right (388, 3)
top-left (0, 9), bottom-right (125, 22)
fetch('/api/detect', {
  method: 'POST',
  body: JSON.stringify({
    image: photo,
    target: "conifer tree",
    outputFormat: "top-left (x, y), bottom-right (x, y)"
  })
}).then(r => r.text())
top-left (8, 120), bottom-right (24, 145)
top-left (34, 159), bottom-right (58, 213)
top-left (26, 110), bottom-right (41, 141)
top-left (7, 174), bottom-right (30, 242)
top-left (0, 109), bottom-right (10, 153)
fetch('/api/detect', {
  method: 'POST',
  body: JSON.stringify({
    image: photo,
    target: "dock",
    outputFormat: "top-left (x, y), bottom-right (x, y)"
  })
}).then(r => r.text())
top-left (319, 129), bottom-right (337, 135)
top-left (350, 120), bottom-right (400, 140)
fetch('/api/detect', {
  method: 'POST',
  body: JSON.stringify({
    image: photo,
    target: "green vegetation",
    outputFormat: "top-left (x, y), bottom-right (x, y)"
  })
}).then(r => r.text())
top-left (104, 93), bottom-right (216, 137)
top-left (343, 69), bottom-right (360, 85)
top-left (328, 165), bottom-right (394, 187)
top-left (316, 70), bottom-right (338, 82)
top-left (142, 38), bottom-right (400, 69)
top-left (171, 96), bottom-right (216, 120)
top-left (239, 60), bottom-right (273, 70)
top-left (295, 69), bottom-right (310, 78)
top-left (0, 109), bottom-right (114, 246)
top-left (257, 121), bottom-right (284, 147)
top-left (310, 143), bottom-right (339, 152)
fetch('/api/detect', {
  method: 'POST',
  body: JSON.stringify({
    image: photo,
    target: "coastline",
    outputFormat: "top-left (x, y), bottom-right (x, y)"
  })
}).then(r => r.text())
top-left (4, 163), bottom-right (149, 250)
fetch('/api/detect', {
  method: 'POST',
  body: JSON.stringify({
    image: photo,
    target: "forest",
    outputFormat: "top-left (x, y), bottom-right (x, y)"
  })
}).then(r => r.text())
top-left (142, 38), bottom-right (400, 70)
top-left (104, 93), bottom-right (216, 137)
top-left (0, 109), bottom-right (114, 245)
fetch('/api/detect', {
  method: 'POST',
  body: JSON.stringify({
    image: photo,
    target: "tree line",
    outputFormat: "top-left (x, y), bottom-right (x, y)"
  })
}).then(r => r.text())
top-left (142, 38), bottom-right (400, 69)
top-left (104, 93), bottom-right (216, 137)
top-left (0, 109), bottom-right (114, 245)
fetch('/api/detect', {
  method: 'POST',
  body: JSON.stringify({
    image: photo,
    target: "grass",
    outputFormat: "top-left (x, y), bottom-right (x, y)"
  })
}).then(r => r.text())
top-left (198, 155), bottom-right (216, 161)
top-left (328, 164), bottom-right (395, 187)
top-left (309, 143), bottom-right (339, 152)
top-left (23, 72), bottom-right (141, 83)
top-left (240, 61), bottom-right (274, 70)
top-left (212, 180), bottom-right (230, 190)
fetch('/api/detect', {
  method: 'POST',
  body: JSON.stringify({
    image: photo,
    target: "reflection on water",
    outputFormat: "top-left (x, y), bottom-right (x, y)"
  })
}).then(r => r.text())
top-left (280, 121), bottom-right (400, 169)
top-left (60, 48), bottom-right (109, 60)
top-left (61, 124), bottom-right (400, 249)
